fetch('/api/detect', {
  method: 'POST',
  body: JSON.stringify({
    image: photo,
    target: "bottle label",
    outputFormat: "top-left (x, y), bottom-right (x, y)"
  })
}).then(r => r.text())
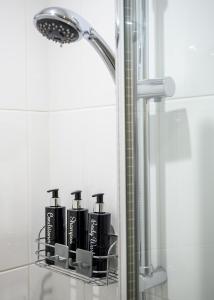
top-left (68, 216), bottom-right (77, 245)
top-left (46, 212), bottom-right (54, 244)
top-left (89, 218), bottom-right (97, 253)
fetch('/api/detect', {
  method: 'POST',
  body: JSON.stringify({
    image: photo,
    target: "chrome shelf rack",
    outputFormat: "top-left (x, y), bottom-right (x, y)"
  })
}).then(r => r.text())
top-left (35, 226), bottom-right (118, 286)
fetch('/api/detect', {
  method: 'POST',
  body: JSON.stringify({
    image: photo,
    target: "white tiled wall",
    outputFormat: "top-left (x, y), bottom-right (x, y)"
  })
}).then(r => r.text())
top-left (48, 0), bottom-right (115, 111)
top-left (26, 0), bottom-right (49, 111)
top-left (0, 0), bottom-right (117, 300)
top-left (49, 107), bottom-right (117, 230)
top-left (0, 0), bottom-right (56, 299)
top-left (27, 112), bottom-right (50, 263)
top-left (48, 0), bottom-right (118, 299)
top-left (0, 1), bottom-right (26, 110)
top-left (29, 265), bottom-right (72, 300)
top-left (0, 112), bottom-right (28, 271)
top-left (149, 0), bottom-right (214, 99)
top-left (0, 267), bottom-right (29, 300)
top-left (147, 0), bottom-right (214, 300)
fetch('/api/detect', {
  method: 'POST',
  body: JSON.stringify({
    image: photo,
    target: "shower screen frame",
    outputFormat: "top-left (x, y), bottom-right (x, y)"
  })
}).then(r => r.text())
top-left (116, 0), bottom-right (144, 298)
top-left (116, 0), bottom-right (175, 299)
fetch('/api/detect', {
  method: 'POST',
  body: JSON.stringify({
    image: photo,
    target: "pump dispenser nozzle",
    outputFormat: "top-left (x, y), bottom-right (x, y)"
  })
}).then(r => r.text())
top-left (47, 189), bottom-right (59, 206)
top-left (71, 190), bottom-right (82, 209)
top-left (92, 193), bottom-right (104, 213)
top-left (71, 190), bottom-right (82, 200)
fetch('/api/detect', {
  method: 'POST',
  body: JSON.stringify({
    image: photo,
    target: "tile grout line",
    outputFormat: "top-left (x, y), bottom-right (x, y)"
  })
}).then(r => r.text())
top-left (25, 1), bottom-right (31, 298)
top-left (166, 93), bottom-right (214, 102)
top-left (0, 262), bottom-right (36, 274)
top-left (2, 91), bottom-right (214, 114)
top-left (50, 104), bottom-right (116, 112)
top-left (0, 104), bottom-right (116, 113)
top-left (26, 112), bottom-right (32, 300)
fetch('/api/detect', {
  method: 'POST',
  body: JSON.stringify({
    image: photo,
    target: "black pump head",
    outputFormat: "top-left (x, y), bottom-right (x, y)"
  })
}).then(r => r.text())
top-left (92, 193), bottom-right (104, 204)
top-left (71, 190), bottom-right (82, 200)
top-left (47, 189), bottom-right (59, 198)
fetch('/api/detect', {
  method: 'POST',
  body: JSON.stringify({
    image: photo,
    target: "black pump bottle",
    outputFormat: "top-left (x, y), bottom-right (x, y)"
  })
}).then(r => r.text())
top-left (45, 189), bottom-right (66, 265)
top-left (88, 193), bottom-right (111, 277)
top-left (67, 190), bottom-right (88, 266)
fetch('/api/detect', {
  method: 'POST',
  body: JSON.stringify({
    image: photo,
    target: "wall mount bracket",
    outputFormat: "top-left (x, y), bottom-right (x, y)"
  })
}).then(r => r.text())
top-left (137, 77), bottom-right (176, 100)
top-left (139, 266), bottom-right (167, 292)
top-left (137, 76), bottom-right (175, 293)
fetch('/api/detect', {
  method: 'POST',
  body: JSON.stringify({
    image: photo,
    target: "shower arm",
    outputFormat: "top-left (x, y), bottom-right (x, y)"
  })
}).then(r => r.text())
top-left (84, 29), bottom-right (177, 87)
top-left (86, 28), bottom-right (116, 81)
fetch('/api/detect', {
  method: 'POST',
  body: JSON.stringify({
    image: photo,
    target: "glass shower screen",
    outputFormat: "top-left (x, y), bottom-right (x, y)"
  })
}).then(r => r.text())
top-left (119, 0), bottom-right (176, 298)
top-left (118, 0), bottom-right (214, 299)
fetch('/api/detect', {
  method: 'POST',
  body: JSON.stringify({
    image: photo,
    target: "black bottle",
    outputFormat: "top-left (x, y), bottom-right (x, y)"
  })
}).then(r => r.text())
top-left (88, 193), bottom-right (111, 278)
top-left (67, 190), bottom-right (88, 266)
top-left (45, 189), bottom-right (66, 265)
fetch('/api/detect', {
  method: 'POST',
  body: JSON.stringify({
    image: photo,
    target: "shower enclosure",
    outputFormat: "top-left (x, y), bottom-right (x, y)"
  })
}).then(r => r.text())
top-left (1, 0), bottom-right (214, 299)
top-left (117, 0), bottom-right (214, 299)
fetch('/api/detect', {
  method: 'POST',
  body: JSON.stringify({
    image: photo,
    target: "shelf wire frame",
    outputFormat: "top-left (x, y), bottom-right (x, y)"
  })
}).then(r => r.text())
top-left (35, 226), bottom-right (118, 286)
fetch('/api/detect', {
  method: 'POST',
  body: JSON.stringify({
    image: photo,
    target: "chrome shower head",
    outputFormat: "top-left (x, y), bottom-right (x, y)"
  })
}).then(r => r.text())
top-left (34, 7), bottom-right (90, 44)
top-left (34, 7), bottom-right (115, 80)
top-left (36, 18), bottom-right (79, 44)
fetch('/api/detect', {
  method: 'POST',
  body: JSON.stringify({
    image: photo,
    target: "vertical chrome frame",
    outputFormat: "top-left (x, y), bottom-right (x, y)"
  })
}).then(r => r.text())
top-left (115, 0), bottom-right (127, 299)
top-left (116, 0), bottom-right (175, 298)
top-left (116, 0), bottom-right (140, 299)
top-left (123, 0), bottom-right (139, 296)
top-left (116, 0), bottom-right (175, 300)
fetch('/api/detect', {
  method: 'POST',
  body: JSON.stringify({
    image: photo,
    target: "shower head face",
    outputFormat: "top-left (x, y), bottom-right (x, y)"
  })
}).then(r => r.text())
top-left (36, 18), bottom-right (79, 44)
top-left (34, 7), bottom-right (89, 44)
top-left (34, 6), bottom-right (115, 80)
